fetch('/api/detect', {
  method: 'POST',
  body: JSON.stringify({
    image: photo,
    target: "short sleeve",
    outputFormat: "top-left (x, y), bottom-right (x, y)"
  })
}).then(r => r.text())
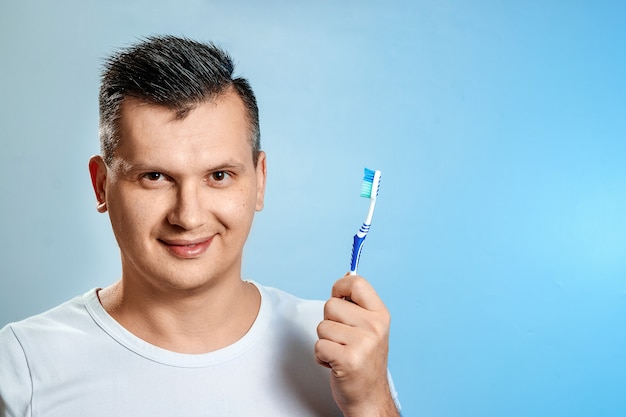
top-left (0, 324), bottom-right (32, 417)
top-left (387, 368), bottom-right (402, 414)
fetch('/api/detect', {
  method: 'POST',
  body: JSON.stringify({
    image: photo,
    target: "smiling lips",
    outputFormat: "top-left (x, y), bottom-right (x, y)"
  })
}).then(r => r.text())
top-left (160, 237), bottom-right (214, 259)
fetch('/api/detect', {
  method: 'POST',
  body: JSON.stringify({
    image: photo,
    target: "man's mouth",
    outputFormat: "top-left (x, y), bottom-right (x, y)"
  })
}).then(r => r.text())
top-left (159, 237), bottom-right (214, 259)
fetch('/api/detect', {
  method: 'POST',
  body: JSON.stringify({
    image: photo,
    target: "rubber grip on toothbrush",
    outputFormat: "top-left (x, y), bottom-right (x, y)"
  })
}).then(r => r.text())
top-left (350, 232), bottom-right (367, 274)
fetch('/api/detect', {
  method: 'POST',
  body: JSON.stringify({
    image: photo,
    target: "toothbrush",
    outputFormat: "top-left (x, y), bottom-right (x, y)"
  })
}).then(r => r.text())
top-left (349, 168), bottom-right (382, 275)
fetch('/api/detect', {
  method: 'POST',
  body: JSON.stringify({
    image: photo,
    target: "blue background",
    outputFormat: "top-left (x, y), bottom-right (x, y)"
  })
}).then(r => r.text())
top-left (1, 1), bottom-right (625, 415)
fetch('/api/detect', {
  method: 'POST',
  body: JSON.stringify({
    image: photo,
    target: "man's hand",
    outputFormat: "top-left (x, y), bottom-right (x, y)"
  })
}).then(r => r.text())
top-left (315, 274), bottom-right (400, 417)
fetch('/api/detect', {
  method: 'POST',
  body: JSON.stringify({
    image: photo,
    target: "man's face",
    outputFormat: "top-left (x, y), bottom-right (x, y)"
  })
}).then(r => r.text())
top-left (89, 91), bottom-right (266, 293)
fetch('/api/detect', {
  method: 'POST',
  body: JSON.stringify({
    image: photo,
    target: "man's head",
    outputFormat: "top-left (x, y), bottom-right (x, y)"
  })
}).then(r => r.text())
top-left (90, 36), bottom-right (267, 292)
top-left (99, 35), bottom-right (261, 167)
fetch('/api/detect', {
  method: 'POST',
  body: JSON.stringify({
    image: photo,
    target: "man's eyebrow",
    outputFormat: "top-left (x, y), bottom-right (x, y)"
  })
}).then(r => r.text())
top-left (113, 160), bottom-right (249, 175)
top-left (207, 161), bottom-right (249, 171)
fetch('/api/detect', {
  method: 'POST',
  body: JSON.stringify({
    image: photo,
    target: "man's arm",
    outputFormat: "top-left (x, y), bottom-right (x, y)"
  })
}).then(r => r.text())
top-left (315, 275), bottom-right (401, 417)
top-left (0, 325), bottom-right (33, 417)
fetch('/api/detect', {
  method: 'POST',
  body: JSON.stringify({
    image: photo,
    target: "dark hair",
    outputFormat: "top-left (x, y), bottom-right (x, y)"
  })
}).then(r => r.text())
top-left (99, 35), bottom-right (260, 166)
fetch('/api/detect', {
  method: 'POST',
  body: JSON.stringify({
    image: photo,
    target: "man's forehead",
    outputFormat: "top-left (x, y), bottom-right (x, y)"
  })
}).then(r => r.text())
top-left (119, 87), bottom-right (243, 121)
top-left (110, 92), bottom-right (256, 169)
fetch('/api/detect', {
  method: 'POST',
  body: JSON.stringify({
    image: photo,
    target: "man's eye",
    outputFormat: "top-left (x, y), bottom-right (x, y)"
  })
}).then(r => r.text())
top-left (211, 171), bottom-right (229, 181)
top-left (144, 172), bottom-right (165, 181)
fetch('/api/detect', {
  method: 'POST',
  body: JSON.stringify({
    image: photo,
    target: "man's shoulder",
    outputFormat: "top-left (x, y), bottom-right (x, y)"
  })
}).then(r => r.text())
top-left (254, 282), bottom-right (325, 317)
top-left (0, 289), bottom-right (96, 345)
top-left (251, 281), bottom-right (327, 341)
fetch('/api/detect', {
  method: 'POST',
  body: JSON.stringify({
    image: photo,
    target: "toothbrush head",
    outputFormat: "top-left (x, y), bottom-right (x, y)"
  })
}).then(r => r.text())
top-left (360, 168), bottom-right (382, 199)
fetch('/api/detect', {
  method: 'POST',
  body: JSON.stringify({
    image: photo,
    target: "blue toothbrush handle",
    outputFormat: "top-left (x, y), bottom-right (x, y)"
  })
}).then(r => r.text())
top-left (349, 224), bottom-right (370, 274)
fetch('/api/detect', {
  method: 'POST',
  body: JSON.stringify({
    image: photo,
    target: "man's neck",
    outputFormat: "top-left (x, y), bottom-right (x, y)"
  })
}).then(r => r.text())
top-left (97, 278), bottom-right (261, 354)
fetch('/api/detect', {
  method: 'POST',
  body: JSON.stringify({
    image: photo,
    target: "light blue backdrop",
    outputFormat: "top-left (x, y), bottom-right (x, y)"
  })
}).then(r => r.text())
top-left (1, 1), bottom-right (625, 416)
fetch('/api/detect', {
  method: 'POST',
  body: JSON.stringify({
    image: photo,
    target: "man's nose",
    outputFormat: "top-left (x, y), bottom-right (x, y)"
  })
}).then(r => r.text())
top-left (167, 182), bottom-right (208, 230)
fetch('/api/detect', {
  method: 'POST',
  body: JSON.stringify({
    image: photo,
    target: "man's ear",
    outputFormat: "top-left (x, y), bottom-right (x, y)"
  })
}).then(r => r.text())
top-left (89, 155), bottom-right (108, 213)
top-left (255, 151), bottom-right (267, 212)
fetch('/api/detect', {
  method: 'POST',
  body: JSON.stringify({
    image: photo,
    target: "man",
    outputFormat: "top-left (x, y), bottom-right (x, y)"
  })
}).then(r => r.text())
top-left (0, 36), bottom-right (400, 416)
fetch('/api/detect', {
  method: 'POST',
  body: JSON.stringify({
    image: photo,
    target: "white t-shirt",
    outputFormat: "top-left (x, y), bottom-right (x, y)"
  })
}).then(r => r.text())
top-left (1, 282), bottom-right (388, 416)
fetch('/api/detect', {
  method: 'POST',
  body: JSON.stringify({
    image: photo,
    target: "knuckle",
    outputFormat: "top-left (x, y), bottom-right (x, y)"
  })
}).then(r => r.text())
top-left (351, 276), bottom-right (369, 291)
top-left (316, 321), bottom-right (324, 336)
top-left (324, 297), bottom-right (340, 316)
top-left (316, 319), bottom-right (330, 336)
top-left (314, 339), bottom-right (322, 354)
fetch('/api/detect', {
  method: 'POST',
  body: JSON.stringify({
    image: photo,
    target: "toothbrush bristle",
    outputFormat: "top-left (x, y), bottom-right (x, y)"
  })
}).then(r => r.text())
top-left (360, 182), bottom-right (373, 198)
top-left (360, 168), bottom-right (381, 198)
